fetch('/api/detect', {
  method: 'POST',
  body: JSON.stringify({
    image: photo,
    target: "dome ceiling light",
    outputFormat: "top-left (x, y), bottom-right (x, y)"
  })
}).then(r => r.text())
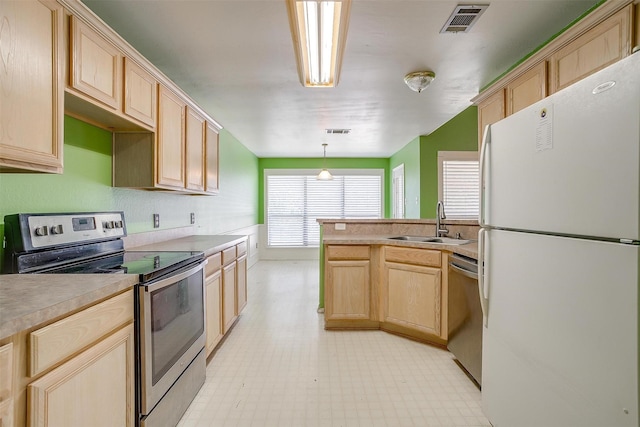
top-left (404, 71), bottom-right (436, 93)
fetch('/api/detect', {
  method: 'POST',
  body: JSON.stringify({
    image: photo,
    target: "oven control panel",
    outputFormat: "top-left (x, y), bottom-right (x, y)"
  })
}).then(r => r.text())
top-left (27, 212), bottom-right (126, 249)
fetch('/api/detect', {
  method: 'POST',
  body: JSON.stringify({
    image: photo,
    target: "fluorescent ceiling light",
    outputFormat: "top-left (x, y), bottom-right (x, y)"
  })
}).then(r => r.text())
top-left (287, 0), bottom-right (351, 88)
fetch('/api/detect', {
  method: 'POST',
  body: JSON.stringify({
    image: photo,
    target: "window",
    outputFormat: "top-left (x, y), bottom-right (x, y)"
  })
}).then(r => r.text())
top-left (392, 164), bottom-right (405, 219)
top-left (266, 169), bottom-right (383, 247)
top-left (437, 151), bottom-right (479, 219)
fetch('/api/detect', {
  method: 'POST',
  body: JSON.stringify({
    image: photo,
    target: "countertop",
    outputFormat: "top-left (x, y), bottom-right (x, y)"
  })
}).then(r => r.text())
top-left (0, 274), bottom-right (139, 340)
top-left (0, 234), bottom-right (248, 341)
top-left (130, 234), bottom-right (247, 256)
top-left (322, 234), bottom-right (478, 259)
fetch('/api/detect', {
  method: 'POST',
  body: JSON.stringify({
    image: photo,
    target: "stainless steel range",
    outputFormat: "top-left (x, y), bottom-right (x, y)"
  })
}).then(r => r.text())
top-left (3, 212), bottom-right (207, 427)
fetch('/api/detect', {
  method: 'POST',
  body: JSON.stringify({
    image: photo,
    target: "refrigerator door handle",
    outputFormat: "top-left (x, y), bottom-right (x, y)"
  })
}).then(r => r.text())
top-left (478, 227), bottom-right (489, 327)
top-left (479, 124), bottom-right (491, 228)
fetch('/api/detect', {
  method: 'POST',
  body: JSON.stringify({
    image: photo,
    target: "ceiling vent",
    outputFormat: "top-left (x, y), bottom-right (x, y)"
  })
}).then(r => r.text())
top-left (440, 4), bottom-right (489, 34)
top-left (325, 129), bottom-right (351, 135)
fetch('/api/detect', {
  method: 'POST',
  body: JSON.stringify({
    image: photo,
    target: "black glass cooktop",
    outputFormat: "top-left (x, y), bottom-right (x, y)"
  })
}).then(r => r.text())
top-left (41, 250), bottom-right (204, 282)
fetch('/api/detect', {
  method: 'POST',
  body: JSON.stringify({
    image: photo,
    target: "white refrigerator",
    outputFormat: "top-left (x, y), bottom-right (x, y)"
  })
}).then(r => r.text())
top-left (479, 52), bottom-right (640, 427)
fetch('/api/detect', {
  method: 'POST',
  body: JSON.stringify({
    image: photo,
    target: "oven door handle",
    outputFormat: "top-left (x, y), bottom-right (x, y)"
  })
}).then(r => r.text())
top-left (141, 260), bottom-right (207, 292)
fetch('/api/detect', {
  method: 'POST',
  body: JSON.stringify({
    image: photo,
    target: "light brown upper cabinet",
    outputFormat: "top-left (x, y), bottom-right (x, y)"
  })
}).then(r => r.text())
top-left (205, 123), bottom-right (220, 194)
top-left (157, 85), bottom-right (186, 190)
top-left (477, 90), bottom-right (505, 150)
top-left (473, 2), bottom-right (637, 138)
top-left (186, 107), bottom-right (206, 192)
top-left (506, 62), bottom-right (547, 116)
top-left (67, 17), bottom-right (157, 131)
top-left (113, 95), bottom-right (221, 194)
top-left (0, 0), bottom-right (64, 173)
top-left (124, 58), bottom-right (157, 128)
top-left (69, 16), bottom-right (122, 110)
top-left (549, 5), bottom-right (633, 94)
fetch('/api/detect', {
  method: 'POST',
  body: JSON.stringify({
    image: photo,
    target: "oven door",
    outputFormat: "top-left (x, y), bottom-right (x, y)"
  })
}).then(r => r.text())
top-left (138, 261), bottom-right (206, 415)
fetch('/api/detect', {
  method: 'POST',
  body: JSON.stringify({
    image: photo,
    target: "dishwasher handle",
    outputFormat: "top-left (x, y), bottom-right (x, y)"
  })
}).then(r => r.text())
top-left (449, 262), bottom-right (478, 280)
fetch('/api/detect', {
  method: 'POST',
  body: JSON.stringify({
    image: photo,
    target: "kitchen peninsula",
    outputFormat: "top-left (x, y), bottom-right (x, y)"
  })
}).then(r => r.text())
top-left (319, 219), bottom-right (478, 347)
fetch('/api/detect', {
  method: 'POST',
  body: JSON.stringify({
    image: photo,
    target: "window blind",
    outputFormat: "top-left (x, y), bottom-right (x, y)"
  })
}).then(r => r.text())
top-left (441, 160), bottom-right (479, 219)
top-left (267, 174), bottom-right (382, 247)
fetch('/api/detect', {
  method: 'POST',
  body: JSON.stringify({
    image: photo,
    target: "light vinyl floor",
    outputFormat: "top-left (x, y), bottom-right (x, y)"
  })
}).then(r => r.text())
top-left (178, 260), bottom-right (490, 427)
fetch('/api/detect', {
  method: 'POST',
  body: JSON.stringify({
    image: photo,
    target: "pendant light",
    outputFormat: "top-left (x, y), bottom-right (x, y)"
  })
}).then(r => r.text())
top-left (317, 143), bottom-right (333, 180)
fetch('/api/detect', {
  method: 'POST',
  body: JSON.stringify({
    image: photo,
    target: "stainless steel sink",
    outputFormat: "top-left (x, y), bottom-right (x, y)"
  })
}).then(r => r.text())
top-left (387, 236), bottom-right (471, 245)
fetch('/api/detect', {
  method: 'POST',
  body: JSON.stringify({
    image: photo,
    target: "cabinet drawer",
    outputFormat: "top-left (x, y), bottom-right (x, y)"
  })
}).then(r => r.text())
top-left (236, 241), bottom-right (247, 257)
top-left (205, 252), bottom-right (221, 276)
top-left (384, 246), bottom-right (441, 267)
top-left (222, 246), bottom-right (236, 265)
top-left (326, 245), bottom-right (370, 260)
top-left (0, 343), bottom-right (12, 402)
top-left (29, 290), bottom-right (133, 377)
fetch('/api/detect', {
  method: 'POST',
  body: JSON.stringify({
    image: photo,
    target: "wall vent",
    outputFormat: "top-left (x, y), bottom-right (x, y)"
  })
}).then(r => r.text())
top-left (440, 4), bottom-right (489, 34)
top-left (325, 129), bottom-right (351, 135)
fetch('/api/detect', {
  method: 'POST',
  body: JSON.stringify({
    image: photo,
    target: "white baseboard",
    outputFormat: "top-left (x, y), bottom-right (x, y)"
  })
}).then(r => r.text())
top-left (257, 225), bottom-right (320, 260)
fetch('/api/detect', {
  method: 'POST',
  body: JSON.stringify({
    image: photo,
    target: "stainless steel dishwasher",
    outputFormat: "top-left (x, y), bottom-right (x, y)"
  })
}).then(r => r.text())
top-left (447, 253), bottom-right (482, 387)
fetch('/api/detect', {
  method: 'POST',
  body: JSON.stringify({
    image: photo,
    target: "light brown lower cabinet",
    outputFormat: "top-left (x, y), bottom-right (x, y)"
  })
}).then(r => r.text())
top-left (1, 290), bottom-right (134, 427)
top-left (222, 261), bottom-right (237, 333)
top-left (236, 254), bottom-right (248, 314)
top-left (27, 324), bottom-right (135, 427)
top-left (204, 240), bottom-right (248, 357)
top-left (384, 261), bottom-right (442, 336)
top-left (325, 259), bottom-right (371, 321)
top-left (0, 343), bottom-right (14, 427)
top-left (205, 270), bottom-right (223, 357)
top-left (324, 244), bottom-right (450, 345)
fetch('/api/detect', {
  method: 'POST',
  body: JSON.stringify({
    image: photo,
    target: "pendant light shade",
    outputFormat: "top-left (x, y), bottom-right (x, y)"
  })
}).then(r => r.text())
top-left (317, 143), bottom-right (333, 180)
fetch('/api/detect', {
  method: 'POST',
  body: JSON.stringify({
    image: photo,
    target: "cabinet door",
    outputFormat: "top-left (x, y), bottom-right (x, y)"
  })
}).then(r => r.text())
top-left (205, 122), bottom-right (220, 194)
top-left (507, 61), bottom-right (547, 115)
top-left (28, 324), bottom-right (135, 427)
top-left (549, 5), bottom-right (632, 93)
top-left (384, 261), bottom-right (442, 336)
top-left (236, 254), bottom-right (248, 314)
top-left (477, 90), bottom-right (505, 151)
top-left (185, 107), bottom-right (206, 192)
top-left (157, 86), bottom-right (186, 189)
top-left (0, 0), bottom-right (64, 173)
top-left (0, 343), bottom-right (13, 427)
top-left (205, 271), bottom-right (223, 357)
top-left (325, 260), bottom-right (370, 321)
top-left (222, 261), bottom-right (237, 333)
top-left (70, 16), bottom-right (122, 110)
top-left (123, 57), bottom-right (157, 127)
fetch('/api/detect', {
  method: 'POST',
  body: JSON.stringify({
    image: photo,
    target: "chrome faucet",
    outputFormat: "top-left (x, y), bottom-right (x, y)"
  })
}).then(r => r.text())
top-left (436, 201), bottom-right (449, 237)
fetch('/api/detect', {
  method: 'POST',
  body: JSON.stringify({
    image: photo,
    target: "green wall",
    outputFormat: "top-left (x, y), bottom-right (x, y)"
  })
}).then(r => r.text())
top-left (257, 157), bottom-right (391, 222)
top-left (0, 116), bottom-right (259, 268)
top-left (389, 136), bottom-right (421, 219)
top-left (419, 106), bottom-right (478, 217)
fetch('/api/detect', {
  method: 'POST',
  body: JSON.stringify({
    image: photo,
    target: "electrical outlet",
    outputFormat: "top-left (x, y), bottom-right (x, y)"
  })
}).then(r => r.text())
top-left (190, 213), bottom-right (195, 224)
top-left (153, 214), bottom-right (160, 228)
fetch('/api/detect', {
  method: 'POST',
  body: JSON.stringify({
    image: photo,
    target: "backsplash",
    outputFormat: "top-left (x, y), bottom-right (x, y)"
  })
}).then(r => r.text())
top-left (319, 219), bottom-right (479, 240)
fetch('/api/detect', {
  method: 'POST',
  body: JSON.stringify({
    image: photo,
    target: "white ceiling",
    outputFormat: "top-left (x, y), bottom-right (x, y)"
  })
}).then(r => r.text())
top-left (82, 0), bottom-right (600, 158)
